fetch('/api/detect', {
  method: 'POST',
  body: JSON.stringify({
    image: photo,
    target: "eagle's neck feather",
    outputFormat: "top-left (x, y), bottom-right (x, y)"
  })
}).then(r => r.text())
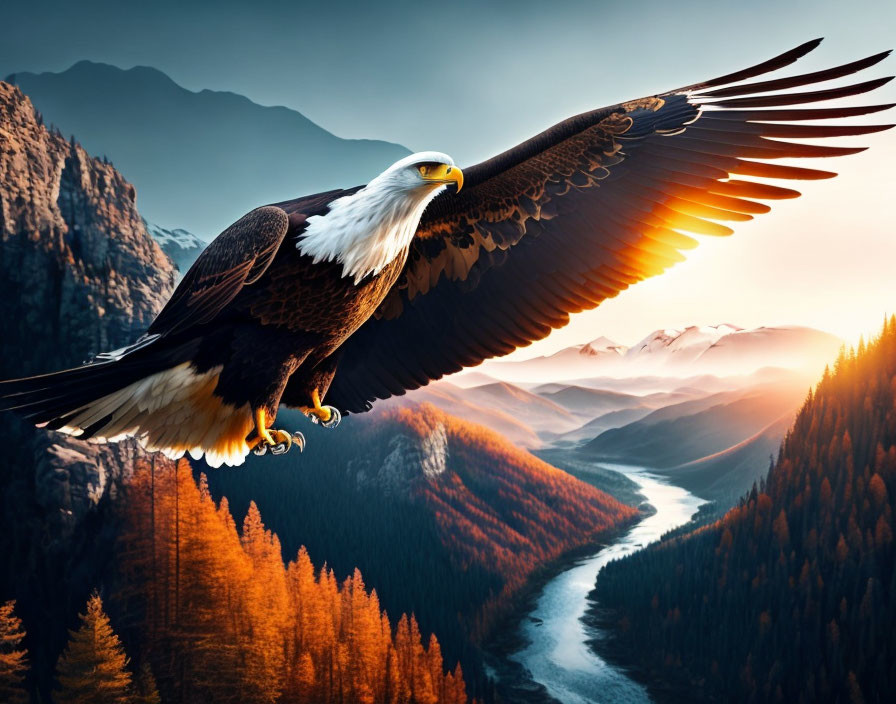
top-left (297, 180), bottom-right (443, 284)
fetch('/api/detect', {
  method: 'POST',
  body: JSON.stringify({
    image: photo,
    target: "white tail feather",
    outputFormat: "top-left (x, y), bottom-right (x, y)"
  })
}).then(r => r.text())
top-left (56, 363), bottom-right (254, 468)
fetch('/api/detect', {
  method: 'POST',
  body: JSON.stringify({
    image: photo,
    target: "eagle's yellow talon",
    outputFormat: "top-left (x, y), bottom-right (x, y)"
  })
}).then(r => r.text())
top-left (248, 409), bottom-right (301, 456)
top-left (251, 408), bottom-right (275, 446)
top-left (301, 389), bottom-right (341, 428)
top-left (249, 408), bottom-right (292, 447)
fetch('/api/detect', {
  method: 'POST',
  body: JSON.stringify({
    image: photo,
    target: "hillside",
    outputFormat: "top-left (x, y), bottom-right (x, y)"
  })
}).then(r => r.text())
top-left (203, 403), bottom-right (637, 695)
top-left (535, 385), bottom-right (646, 419)
top-left (591, 319), bottom-right (896, 703)
top-left (6, 61), bottom-right (410, 236)
top-left (580, 382), bottom-right (808, 469)
top-left (381, 381), bottom-right (543, 449)
top-left (115, 459), bottom-right (470, 703)
top-left (661, 412), bottom-right (795, 506)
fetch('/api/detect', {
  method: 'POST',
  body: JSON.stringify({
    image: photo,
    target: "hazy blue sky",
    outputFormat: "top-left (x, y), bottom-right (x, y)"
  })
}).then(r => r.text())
top-left (4, 0), bottom-right (893, 160)
top-left (3, 0), bottom-right (895, 349)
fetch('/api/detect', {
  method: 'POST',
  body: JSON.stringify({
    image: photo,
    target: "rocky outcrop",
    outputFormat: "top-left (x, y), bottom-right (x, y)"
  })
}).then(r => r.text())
top-left (0, 82), bottom-right (178, 687)
top-left (353, 419), bottom-right (449, 495)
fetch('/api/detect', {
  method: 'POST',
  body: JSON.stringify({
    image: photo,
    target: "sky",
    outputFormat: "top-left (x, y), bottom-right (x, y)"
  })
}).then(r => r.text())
top-left (3, 0), bottom-right (895, 353)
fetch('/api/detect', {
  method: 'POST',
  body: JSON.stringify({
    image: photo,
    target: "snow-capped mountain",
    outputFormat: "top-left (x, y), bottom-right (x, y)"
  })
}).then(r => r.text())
top-left (625, 324), bottom-right (741, 362)
top-left (472, 324), bottom-right (843, 383)
top-left (144, 220), bottom-right (205, 273)
top-left (580, 336), bottom-right (629, 357)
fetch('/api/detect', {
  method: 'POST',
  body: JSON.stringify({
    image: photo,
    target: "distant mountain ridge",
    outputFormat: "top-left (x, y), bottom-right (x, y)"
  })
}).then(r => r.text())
top-left (580, 381), bottom-right (808, 470)
top-left (7, 61), bottom-right (411, 236)
top-left (476, 324), bottom-right (843, 382)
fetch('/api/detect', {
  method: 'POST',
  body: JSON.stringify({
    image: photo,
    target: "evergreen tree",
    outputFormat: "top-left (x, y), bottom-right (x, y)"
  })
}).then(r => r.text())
top-left (54, 592), bottom-right (132, 704)
top-left (133, 663), bottom-right (160, 704)
top-left (0, 600), bottom-right (29, 704)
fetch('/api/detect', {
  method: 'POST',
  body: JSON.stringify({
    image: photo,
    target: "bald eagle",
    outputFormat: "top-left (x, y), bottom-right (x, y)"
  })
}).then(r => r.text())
top-left (1, 39), bottom-right (893, 466)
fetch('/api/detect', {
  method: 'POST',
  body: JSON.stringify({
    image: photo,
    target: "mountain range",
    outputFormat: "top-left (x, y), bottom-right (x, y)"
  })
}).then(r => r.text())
top-left (143, 220), bottom-right (205, 272)
top-left (6, 61), bottom-right (410, 237)
top-left (476, 324), bottom-right (843, 382)
top-left (397, 325), bottom-right (843, 507)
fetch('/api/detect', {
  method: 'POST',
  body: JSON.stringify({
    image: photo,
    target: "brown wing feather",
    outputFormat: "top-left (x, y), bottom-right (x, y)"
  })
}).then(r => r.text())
top-left (326, 41), bottom-right (893, 413)
top-left (148, 206), bottom-right (290, 336)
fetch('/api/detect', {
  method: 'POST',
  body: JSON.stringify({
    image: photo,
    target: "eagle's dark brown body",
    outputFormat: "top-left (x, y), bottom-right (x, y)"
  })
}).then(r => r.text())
top-left (152, 192), bottom-right (409, 420)
top-left (199, 221), bottom-right (408, 416)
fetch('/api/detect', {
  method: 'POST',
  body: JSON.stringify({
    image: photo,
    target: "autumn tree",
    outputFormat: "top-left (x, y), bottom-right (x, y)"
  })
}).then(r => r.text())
top-left (54, 592), bottom-right (133, 704)
top-left (0, 600), bottom-right (29, 704)
top-left (133, 663), bottom-right (161, 704)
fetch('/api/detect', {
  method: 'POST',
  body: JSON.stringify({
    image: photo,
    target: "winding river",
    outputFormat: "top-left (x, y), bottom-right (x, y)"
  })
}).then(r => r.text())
top-left (502, 465), bottom-right (705, 704)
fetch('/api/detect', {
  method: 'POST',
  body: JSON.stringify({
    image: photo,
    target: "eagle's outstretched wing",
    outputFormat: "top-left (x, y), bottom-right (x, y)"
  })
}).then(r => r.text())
top-left (148, 206), bottom-right (291, 336)
top-left (327, 39), bottom-right (893, 413)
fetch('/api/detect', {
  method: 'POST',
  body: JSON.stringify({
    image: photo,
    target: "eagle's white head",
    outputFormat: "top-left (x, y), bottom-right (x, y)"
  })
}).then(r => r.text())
top-left (298, 152), bottom-right (463, 284)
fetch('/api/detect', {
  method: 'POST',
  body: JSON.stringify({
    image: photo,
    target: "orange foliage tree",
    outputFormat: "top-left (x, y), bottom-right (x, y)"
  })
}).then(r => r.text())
top-left (0, 600), bottom-right (29, 704)
top-left (54, 593), bottom-right (133, 704)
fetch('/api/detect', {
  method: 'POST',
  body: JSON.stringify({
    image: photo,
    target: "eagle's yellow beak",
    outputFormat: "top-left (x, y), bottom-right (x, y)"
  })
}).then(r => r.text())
top-left (419, 164), bottom-right (463, 192)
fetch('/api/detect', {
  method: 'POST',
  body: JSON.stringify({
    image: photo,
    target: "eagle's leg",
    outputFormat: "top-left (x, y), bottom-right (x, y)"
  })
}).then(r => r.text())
top-left (300, 388), bottom-right (341, 429)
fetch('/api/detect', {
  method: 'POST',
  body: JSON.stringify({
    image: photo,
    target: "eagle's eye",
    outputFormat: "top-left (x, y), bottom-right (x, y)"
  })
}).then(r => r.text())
top-left (418, 165), bottom-right (430, 177)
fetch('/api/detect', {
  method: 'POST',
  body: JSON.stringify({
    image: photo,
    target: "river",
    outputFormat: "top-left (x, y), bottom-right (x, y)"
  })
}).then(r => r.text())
top-left (500, 464), bottom-right (705, 704)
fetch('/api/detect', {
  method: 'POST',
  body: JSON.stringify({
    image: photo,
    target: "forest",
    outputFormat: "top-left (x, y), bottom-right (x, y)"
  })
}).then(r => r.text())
top-left (594, 317), bottom-right (896, 703)
top-left (0, 403), bottom-right (635, 702)
top-left (203, 403), bottom-right (636, 697)
top-left (1, 459), bottom-right (470, 703)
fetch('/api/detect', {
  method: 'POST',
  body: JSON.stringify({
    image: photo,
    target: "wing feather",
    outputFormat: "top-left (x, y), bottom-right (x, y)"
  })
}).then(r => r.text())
top-left (327, 40), bottom-right (893, 413)
top-left (148, 206), bottom-right (290, 336)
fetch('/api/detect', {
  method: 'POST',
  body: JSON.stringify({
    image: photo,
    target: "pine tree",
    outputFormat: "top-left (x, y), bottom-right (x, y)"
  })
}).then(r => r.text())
top-left (54, 592), bottom-right (133, 704)
top-left (133, 663), bottom-right (161, 704)
top-left (0, 600), bottom-right (29, 704)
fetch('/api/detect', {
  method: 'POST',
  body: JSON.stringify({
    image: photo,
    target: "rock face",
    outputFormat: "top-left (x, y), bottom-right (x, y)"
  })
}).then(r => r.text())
top-left (0, 82), bottom-right (175, 374)
top-left (353, 420), bottom-right (449, 495)
top-left (0, 81), bottom-right (178, 686)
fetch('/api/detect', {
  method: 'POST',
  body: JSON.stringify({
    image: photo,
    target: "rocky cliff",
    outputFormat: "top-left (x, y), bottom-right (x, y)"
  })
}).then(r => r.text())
top-left (0, 82), bottom-right (174, 373)
top-left (0, 81), bottom-right (178, 686)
